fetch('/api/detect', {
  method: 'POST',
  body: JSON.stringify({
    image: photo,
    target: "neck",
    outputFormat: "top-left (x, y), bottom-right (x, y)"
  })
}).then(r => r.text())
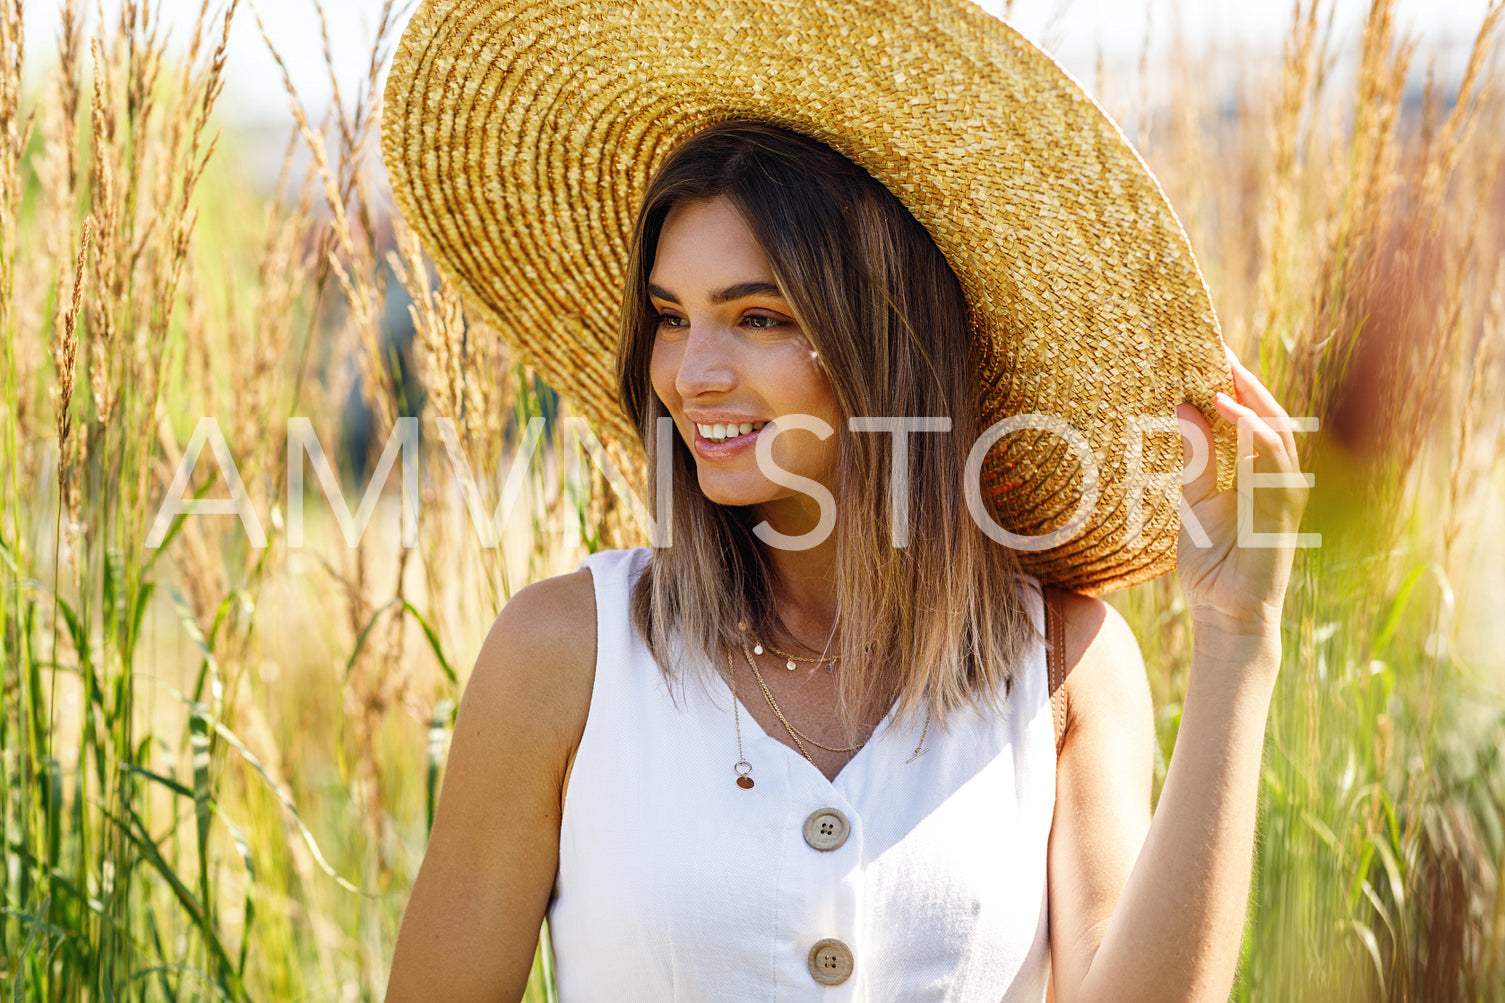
top-left (751, 495), bottom-right (839, 648)
top-left (749, 497), bottom-right (901, 723)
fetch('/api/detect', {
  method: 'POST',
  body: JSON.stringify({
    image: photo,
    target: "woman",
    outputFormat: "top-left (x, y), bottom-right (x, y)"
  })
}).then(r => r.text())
top-left (380, 2), bottom-right (1308, 1001)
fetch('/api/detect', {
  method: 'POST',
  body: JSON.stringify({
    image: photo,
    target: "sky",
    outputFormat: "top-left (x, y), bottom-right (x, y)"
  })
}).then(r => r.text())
top-left (19, 0), bottom-right (1499, 127)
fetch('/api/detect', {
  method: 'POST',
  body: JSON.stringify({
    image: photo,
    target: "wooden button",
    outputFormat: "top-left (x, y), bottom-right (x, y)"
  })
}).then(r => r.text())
top-left (807, 937), bottom-right (854, 985)
top-left (802, 807), bottom-right (850, 851)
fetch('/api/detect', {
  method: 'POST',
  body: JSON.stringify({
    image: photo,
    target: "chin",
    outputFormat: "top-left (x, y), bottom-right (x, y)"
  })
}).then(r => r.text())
top-left (694, 469), bottom-right (769, 509)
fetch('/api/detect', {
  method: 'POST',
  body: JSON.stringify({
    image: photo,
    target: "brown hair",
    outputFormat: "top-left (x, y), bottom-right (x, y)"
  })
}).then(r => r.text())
top-left (616, 120), bottom-right (1037, 737)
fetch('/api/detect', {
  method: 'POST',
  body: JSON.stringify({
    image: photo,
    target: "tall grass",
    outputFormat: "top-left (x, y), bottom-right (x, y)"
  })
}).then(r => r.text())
top-left (0, 0), bottom-right (1500, 1000)
top-left (1111, 2), bottom-right (1505, 999)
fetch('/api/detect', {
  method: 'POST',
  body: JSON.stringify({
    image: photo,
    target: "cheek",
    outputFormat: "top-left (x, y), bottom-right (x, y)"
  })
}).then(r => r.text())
top-left (765, 338), bottom-right (839, 414)
top-left (796, 360), bottom-right (841, 426)
top-left (648, 338), bottom-right (680, 407)
top-left (774, 360), bottom-right (843, 473)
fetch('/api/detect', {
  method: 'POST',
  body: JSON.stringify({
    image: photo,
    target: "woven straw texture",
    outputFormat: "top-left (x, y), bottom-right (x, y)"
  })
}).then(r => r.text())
top-left (381, 0), bottom-right (1237, 595)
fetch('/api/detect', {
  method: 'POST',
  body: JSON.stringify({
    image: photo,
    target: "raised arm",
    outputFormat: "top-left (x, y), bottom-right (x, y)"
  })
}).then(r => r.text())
top-left (1049, 596), bottom-right (1278, 1003)
top-left (1049, 346), bottom-right (1307, 1003)
top-left (385, 570), bottom-right (597, 1003)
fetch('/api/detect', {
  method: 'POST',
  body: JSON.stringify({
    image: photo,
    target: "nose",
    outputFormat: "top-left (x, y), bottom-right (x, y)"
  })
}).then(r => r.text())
top-left (673, 324), bottom-right (737, 400)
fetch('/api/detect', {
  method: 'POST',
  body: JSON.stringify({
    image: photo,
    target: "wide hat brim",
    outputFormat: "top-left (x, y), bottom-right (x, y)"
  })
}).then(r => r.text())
top-left (381, 0), bottom-right (1237, 595)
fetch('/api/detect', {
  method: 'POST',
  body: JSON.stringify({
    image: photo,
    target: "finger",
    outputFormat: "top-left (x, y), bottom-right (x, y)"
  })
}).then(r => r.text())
top-left (1217, 393), bottom-right (1310, 531)
top-left (1214, 391), bottom-right (1295, 474)
top-left (1224, 345), bottom-right (1288, 419)
top-left (1224, 345), bottom-right (1299, 459)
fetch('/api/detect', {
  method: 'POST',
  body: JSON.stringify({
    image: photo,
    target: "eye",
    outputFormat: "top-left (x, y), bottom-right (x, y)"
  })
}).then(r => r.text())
top-left (743, 313), bottom-right (788, 330)
top-left (654, 312), bottom-right (688, 330)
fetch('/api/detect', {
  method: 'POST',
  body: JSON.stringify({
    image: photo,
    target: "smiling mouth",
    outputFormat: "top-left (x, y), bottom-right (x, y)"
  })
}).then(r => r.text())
top-left (695, 420), bottom-right (768, 443)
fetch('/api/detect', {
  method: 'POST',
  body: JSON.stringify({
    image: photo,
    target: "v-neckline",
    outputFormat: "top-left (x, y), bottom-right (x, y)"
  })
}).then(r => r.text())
top-left (724, 675), bottom-right (901, 789)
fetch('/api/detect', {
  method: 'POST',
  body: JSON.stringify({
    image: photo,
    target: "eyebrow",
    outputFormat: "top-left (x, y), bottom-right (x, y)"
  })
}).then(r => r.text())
top-left (647, 281), bottom-right (785, 305)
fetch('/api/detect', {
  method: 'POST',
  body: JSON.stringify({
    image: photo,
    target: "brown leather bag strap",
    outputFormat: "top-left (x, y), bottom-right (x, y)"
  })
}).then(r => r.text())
top-left (1045, 587), bottom-right (1068, 760)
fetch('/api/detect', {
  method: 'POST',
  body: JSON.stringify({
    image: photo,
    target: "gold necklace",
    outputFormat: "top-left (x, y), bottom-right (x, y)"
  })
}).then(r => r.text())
top-left (728, 649), bottom-right (756, 789)
top-left (726, 641), bottom-right (934, 791)
top-left (742, 637), bottom-right (865, 754)
top-left (749, 632), bottom-right (840, 672)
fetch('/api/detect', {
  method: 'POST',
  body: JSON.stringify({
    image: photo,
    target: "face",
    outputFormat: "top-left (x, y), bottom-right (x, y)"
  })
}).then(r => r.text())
top-left (648, 197), bottom-right (841, 524)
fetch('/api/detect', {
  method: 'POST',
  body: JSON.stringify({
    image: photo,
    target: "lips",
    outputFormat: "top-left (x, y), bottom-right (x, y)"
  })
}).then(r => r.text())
top-left (690, 419), bottom-right (769, 461)
top-left (695, 419), bottom-right (768, 443)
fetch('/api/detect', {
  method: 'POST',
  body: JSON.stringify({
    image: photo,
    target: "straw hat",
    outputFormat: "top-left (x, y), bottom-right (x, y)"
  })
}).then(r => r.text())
top-left (381, 0), bottom-right (1237, 595)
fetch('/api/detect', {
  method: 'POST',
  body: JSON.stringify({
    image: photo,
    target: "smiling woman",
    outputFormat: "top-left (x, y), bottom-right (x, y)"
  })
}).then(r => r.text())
top-left (615, 122), bottom-right (1031, 756)
top-left (378, 1), bottom-right (1309, 1001)
top-left (645, 198), bottom-right (842, 514)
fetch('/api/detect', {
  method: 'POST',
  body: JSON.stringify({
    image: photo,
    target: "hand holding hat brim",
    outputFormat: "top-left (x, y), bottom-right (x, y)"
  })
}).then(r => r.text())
top-left (1176, 348), bottom-right (1309, 636)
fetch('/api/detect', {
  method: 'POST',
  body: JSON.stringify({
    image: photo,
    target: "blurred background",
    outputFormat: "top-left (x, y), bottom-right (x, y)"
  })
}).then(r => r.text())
top-left (18, 0), bottom-right (1501, 121)
top-left (2, 0), bottom-right (1502, 1000)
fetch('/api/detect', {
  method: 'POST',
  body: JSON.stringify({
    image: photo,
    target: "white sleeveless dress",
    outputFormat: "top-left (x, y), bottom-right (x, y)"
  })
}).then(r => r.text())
top-left (547, 547), bottom-right (1054, 1001)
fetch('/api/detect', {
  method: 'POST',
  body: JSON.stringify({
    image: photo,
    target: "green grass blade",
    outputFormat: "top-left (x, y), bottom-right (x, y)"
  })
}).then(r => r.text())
top-left (160, 583), bottom-right (221, 705)
top-left (140, 479), bottom-right (222, 578)
top-left (1349, 918), bottom-right (1387, 998)
top-left (210, 720), bottom-right (363, 895)
top-left (215, 811), bottom-right (257, 981)
top-left (120, 764), bottom-right (195, 801)
top-left (401, 599), bottom-right (458, 686)
top-left (426, 699), bottom-right (456, 834)
top-left (125, 964), bottom-right (237, 1002)
top-left (105, 803), bottom-right (243, 999)
top-left (344, 596), bottom-right (402, 682)
top-left (190, 707), bottom-right (215, 953)
top-left (13, 894), bottom-right (52, 1003)
top-left (128, 580), bottom-right (157, 661)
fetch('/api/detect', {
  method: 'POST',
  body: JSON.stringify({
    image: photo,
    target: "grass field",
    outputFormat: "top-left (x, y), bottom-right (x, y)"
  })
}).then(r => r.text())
top-left (2, 0), bottom-right (1504, 999)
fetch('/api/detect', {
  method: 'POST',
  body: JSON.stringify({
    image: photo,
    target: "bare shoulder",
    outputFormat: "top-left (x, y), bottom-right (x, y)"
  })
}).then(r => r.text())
top-left (478, 568), bottom-right (597, 681)
top-left (1053, 591), bottom-right (1150, 738)
top-left (465, 567), bottom-right (598, 759)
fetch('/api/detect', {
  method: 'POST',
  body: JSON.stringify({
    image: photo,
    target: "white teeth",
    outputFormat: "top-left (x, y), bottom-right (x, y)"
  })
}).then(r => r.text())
top-left (696, 420), bottom-right (767, 442)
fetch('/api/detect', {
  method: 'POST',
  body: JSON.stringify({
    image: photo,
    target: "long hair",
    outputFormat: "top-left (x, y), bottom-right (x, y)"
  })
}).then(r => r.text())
top-left (616, 120), bottom-right (1037, 737)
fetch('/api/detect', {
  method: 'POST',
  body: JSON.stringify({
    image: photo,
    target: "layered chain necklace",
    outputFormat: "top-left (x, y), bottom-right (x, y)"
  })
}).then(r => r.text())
top-left (728, 625), bottom-right (931, 790)
top-left (743, 634), bottom-right (865, 758)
